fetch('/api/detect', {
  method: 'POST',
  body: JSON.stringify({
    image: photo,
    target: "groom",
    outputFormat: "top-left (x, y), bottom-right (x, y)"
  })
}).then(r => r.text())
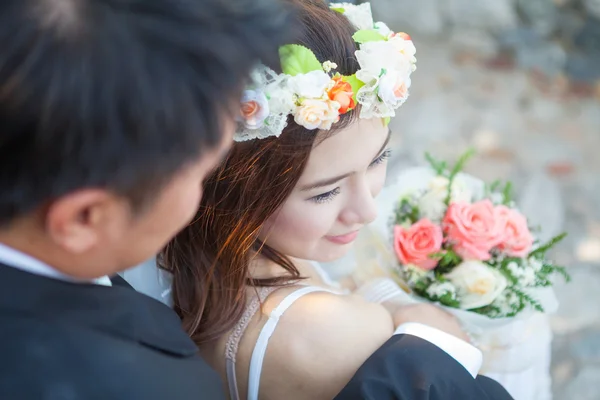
top-left (0, 0), bottom-right (512, 399)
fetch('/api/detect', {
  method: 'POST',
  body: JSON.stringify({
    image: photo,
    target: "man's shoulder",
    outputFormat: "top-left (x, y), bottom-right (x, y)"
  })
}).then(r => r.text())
top-left (0, 312), bottom-right (139, 379)
top-left (0, 312), bottom-right (224, 400)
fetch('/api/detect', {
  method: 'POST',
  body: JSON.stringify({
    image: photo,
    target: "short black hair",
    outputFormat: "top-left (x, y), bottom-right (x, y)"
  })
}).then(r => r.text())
top-left (0, 0), bottom-right (293, 224)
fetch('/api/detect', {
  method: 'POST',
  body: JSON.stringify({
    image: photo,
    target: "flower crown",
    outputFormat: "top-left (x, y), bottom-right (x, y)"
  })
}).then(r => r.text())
top-left (235, 2), bottom-right (417, 142)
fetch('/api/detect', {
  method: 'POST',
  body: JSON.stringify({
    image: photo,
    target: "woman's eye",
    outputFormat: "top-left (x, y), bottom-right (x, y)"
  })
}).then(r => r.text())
top-left (369, 149), bottom-right (392, 167)
top-left (310, 187), bottom-right (341, 204)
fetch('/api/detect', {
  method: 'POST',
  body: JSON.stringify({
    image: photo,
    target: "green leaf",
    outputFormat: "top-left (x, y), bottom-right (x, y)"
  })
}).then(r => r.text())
top-left (449, 148), bottom-right (475, 180)
top-left (528, 232), bottom-right (567, 258)
top-left (330, 7), bottom-right (345, 13)
top-left (502, 181), bottom-right (513, 205)
top-left (341, 74), bottom-right (365, 105)
top-left (445, 148), bottom-right (475, 205)
top-left (424, 152), bottom-right (447, 175)
top-left (279, 44), bottom-right (322, 76)
top-left (352, 29), bottom-right (386, 44)
top-left (383, 116), bottom-right (391, 126)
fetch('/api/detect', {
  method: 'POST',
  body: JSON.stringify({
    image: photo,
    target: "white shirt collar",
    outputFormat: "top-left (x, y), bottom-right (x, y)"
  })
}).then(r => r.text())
top-left (0, 242), bottom-right (112, 286)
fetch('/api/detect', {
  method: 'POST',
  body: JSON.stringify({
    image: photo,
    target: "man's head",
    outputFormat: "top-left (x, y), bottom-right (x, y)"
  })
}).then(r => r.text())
top-left (0, 0), bottom-right (292, 278)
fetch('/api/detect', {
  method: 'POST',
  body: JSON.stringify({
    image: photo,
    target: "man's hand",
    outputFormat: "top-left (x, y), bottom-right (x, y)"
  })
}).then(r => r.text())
top-left (385, 302), bottom-right (471, 343)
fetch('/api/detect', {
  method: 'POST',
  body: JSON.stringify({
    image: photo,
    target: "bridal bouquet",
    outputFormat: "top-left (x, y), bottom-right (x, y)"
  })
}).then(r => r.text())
top-left (335, 150), bottom-right (569, 397)
top-left (390, 150), bottom-right (569, 319)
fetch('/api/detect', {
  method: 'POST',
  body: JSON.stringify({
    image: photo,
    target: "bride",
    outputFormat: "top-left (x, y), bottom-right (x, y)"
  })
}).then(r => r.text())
top-left (157, 1), bottom-right (484, 399)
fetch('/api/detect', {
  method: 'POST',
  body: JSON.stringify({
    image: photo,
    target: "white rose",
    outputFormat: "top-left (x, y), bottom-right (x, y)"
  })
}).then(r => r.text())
top-left (388, 35), bottom-right (417, 65)
top-left (418, 192), bottom-right (447, 222)
top-left (240, 90), bottom-right (270, 129)
top-left (294, 98), bottom-right (340, 130)
top-left (330, 2), bottom-right (374, 30)
top-left (288, 71), bottom-right (331, 99)
top-left (428, 176), bottom-right (473, 203)
top-left (445, 261), bottom-right (508, 310)
top-left (378, 70), bottom-right (411, 108)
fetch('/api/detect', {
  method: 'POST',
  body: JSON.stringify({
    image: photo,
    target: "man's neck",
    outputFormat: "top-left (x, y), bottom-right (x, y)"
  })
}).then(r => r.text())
top-left (0, 231), bottom-right (112, 286)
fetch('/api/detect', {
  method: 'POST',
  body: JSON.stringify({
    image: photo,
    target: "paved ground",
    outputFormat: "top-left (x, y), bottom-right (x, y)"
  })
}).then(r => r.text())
top-left (385, 38), bottom-right (600, 399)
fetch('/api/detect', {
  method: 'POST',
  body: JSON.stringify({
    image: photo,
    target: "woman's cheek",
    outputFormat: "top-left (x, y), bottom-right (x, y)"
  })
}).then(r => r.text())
top-left (370, 166), bottom-right (387, 198)
top-left (261, 198), bottom-right (338, 257)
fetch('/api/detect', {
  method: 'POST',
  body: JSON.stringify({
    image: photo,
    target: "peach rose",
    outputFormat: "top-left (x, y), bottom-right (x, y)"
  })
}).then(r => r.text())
top-left (240, 90), bottom-right (269, 129)
top-left (443, 200), bottom-right (506, 261)
top-left (294, 98), bottom-right (340, 130)
top-left (378, 70), bottom-right (410, 108)
top-left (393, 219), bottom-right (443, 270)
top-left (496, 206), bottom-right (534, 257)
top-left (327, 76), bottom-right (355, 114)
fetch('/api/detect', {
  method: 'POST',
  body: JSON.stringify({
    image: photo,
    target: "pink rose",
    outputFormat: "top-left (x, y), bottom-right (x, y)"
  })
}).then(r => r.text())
top-left (443, 200), bottom-right (506, 261)
top-left (496, 206), bottom-right (534, 257)
top-left (393, 219), bottom-right (443, 270)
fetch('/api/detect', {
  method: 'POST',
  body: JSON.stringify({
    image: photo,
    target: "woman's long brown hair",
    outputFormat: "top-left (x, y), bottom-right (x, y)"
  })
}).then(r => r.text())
top-left (159, 0), bottom-right (362, 346)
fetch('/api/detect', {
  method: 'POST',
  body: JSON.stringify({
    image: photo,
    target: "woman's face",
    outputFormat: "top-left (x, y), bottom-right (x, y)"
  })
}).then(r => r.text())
top-left (260, 117), bottom-right (390, 262)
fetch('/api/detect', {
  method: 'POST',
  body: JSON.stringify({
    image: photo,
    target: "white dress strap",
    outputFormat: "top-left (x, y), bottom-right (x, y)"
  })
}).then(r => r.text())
top-left (246, 286), bottom-right (334, 400)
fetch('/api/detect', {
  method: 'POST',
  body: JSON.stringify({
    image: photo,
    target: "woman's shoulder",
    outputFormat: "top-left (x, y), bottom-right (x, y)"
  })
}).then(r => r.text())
top-left (257, 285), bottom-right (394, 399)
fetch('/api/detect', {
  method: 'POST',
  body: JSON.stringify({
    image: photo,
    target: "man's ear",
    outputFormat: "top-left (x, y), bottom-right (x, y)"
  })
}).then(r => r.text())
top-left (45, 189), bottom-right (126, 254)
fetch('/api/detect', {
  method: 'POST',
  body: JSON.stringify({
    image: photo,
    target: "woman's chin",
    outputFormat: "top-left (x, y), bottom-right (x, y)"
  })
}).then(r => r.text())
top-left (311, 241), bottom-right (356, 263)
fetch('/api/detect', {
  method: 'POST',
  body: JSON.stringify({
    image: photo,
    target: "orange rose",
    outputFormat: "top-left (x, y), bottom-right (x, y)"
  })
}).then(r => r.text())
top-left (327, 76), bottom-right (355, 114)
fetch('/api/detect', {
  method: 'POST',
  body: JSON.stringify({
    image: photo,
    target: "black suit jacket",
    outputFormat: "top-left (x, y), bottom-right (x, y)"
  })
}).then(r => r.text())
top-left (335, 333), bottom-right (513, 399)
top-left (0, 264), bottom-right (223, 400)
top-left (0, 263), bottom-right (512, 399)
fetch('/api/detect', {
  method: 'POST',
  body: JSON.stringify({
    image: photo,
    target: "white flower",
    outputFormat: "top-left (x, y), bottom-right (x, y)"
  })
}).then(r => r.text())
top-left (288, 70), bottom-right (331, 99)
top-left (294, 98), bottom-right (340, 130)
top-left (322, 61), bottom-right (338, 73)
top-left (388, 35), bottom-right (417, 65)
top-left (240, 90), bottom-right (270, 129)
top-left (330, 2), bottom-right (374, 30)
top-left (356, 40), bottom-right (411, 74)
top-left (378, 70), bottom-right (411, 108)
top-left (445, 260), bottom-right (508, 310)
top-left (426, 282), bottom-right (457, 299)
top-left (265, 80), bottom-right (295, 115)
top-left (418, 176), bottom-right (473, 221)
top-left (528, 258), bottom-right (543, 272)
top-left (507, 261), bottom-right (537, 287)
top-left (373, 21), bottom-right (393, 37)
top-left (354, 40), bottom-right (415, 118)
top-left (418, 192), bottom-right (447, 222)
top-left (429, 176), bottom-right (473, 203)
top-left (404, 263), bottom-right (433, 285)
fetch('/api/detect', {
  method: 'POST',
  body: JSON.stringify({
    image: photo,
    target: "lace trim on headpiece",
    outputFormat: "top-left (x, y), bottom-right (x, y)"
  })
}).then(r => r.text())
top-left (234, 2), bottom-right (417, 142)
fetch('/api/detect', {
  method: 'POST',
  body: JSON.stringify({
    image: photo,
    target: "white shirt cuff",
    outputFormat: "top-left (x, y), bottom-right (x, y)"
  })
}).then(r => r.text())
top-left (393, 322), bottom-right (482, 378)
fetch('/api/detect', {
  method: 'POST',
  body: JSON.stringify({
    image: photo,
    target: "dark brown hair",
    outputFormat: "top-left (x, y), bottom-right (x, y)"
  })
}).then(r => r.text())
top-left (159, 0), bottom-right (361, 346)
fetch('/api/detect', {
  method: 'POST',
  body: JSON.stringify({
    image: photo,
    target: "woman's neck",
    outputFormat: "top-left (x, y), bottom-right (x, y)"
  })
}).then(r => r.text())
top-left (248, 254), bottom-right (297, 281)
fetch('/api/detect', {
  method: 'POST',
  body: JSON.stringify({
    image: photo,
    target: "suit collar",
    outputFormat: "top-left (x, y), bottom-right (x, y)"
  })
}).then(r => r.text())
top-left (0, 263), bottom-right (198, 357)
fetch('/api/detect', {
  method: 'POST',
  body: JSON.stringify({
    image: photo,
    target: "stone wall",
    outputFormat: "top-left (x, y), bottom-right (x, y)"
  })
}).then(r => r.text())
top-left (370, 0), bottom-right (600, 89)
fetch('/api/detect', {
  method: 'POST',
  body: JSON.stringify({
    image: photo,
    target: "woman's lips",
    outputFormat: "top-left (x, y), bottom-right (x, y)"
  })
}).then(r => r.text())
top-left (325, 231), bottom-right (359, 245)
